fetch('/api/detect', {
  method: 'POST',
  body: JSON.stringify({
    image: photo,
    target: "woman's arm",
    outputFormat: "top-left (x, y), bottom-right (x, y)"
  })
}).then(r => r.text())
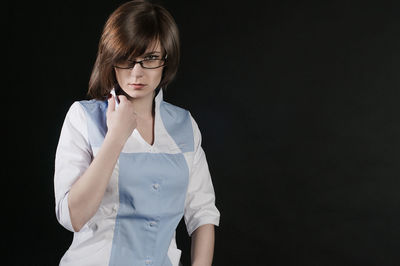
top-left (68, 95), bottom-right (137, 231)
top-left (191, 224), bottom-right (215, 266)
top-left (185, 114), bottom-right (220, 265)
top-left (68, 132), bottom-right (124, 231)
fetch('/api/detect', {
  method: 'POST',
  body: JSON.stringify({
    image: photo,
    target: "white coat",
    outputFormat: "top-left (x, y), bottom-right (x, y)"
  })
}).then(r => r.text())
top-left (54, 89), bottom-right (220, 266)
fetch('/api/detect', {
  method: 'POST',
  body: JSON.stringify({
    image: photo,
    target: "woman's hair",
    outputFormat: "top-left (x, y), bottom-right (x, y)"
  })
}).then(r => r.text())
top-left (88, 0), bottom-right (180, 100)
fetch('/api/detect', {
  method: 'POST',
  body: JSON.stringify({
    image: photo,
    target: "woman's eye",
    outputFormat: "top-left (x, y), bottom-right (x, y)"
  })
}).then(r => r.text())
top-left (145, 55), bottom-right (159, 60)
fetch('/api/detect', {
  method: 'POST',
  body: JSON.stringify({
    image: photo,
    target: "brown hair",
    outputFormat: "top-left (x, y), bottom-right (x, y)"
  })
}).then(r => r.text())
top-left (88, 0), bottom-right (180, 100)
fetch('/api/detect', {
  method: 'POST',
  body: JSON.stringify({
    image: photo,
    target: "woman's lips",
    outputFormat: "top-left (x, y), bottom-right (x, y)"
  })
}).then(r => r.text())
top-left (128, 83), bottom-right (146, 89)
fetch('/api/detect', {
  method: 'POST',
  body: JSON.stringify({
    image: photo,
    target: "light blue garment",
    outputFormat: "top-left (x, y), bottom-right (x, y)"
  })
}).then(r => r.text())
top-left (54, 88), bottom-right (220, 266)
top-left (79, 95), bottom-right (193, 265)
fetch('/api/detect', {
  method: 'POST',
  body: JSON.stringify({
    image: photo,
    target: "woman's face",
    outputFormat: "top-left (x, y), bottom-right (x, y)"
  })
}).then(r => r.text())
top-left (114, 41), bottom-right (165, 100)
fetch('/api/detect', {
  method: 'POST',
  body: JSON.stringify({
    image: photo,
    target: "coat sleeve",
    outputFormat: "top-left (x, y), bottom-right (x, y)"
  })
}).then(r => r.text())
top-left (184, 113), bottom-right (220, 236)
top-left (54, 102), bottom-right (92, 232)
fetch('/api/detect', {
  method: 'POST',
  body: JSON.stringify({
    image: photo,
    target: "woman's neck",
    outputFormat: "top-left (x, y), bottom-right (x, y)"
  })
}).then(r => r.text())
top-left (131, 91), bottom-right (156, 120)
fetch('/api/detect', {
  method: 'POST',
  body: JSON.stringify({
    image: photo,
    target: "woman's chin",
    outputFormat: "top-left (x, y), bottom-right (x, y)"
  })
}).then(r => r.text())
top-left (124, 88), bottom-right (153, 99)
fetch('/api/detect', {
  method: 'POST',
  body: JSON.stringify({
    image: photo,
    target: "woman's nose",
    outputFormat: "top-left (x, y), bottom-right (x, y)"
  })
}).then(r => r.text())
top-left (130, 62), bottom-right (144, 77)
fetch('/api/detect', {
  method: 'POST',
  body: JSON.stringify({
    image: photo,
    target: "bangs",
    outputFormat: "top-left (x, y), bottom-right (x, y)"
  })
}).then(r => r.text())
top-left (113, 15), bottom-right (164, 63)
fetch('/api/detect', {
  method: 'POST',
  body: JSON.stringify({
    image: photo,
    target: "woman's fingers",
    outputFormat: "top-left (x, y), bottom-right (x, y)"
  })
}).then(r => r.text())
top-left (117, 95), bottom-right (136, 115)
top-left (118, 95), bottom-right (127, 104)
top-left (105, 93), bottom-right (138, 142)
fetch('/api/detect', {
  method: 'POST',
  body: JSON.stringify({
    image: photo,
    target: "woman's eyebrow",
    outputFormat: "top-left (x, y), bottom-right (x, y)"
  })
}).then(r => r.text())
top-left (143, 51), bottom-right (161, 55)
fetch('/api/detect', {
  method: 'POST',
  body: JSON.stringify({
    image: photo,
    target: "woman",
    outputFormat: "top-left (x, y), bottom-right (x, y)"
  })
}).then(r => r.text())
top-left (54, 1), bottom-right (220, 265)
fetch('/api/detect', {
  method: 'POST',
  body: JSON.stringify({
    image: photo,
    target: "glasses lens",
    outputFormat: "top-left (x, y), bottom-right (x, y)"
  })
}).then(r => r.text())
top-left (142, 59), bottom-right (164, 69)
top-left (115, 60), bottom-right (132, 69)
top-left (115, 59), bottom-right (165, 70)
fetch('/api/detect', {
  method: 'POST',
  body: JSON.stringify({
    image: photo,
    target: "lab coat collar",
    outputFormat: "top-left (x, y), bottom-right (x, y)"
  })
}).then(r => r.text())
top-left (154, 88), bottom-right (164, 109)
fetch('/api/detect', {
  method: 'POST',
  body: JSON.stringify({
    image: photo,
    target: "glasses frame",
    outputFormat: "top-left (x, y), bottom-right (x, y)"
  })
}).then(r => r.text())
top-left (113, 54), bottom-right (168, 70)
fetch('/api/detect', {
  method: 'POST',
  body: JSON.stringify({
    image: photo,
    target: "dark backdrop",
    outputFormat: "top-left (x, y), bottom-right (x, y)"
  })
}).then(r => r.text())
top-left (5, 0), bottom-right (400, 265)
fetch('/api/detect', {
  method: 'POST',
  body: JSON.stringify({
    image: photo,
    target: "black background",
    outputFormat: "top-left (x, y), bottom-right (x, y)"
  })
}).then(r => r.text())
top-left (5, 0), bottom-right (400, 265)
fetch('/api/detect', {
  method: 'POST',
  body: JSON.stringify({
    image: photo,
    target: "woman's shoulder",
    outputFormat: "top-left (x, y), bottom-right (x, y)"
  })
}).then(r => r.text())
top-left (160, 100), bottom-right (198, 128)
top-left (160, 100), bottom-right (188, 114)
top-left (64, 99), bottom-right (106, 127)
top-left (65, 101), bottom-right (87, 120)
top-left (159, 100), bottom-right (204, 149)
top-left (78, 99), bottom-right (108, 113)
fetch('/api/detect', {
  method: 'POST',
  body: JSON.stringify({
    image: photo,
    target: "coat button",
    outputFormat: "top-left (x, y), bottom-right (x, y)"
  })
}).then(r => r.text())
top-left (149, 221), bottom-right (157, 227)
top-left (89, 222), bottom-right (98, 231)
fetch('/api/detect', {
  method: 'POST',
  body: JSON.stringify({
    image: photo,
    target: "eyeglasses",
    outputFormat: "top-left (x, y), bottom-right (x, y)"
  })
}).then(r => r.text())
top-left (113, 54), bottom-right (167, 70)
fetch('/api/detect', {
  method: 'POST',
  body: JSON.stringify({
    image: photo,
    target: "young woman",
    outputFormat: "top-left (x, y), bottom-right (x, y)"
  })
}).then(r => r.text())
top-left (54, 1), bottom-right (220, 265)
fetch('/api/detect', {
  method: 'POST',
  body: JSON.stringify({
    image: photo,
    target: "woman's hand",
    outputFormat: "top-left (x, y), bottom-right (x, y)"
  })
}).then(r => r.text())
top-left (106, 94), bottom-right (137, 144)
top-left (68, 94), bottom-right (136, 232)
